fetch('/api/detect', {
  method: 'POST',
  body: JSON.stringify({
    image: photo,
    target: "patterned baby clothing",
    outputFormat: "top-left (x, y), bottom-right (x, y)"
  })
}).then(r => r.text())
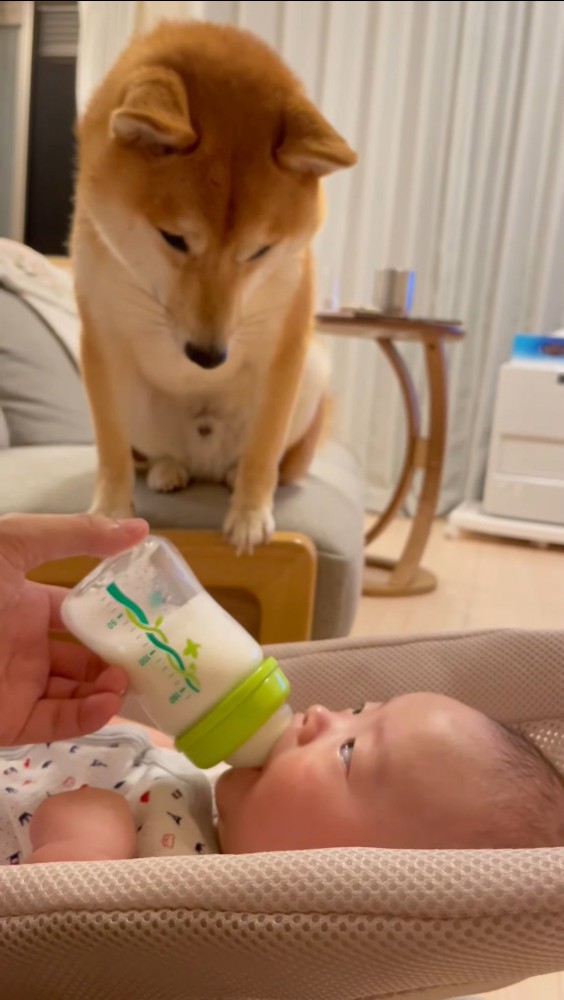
top-left (0, 725), bottom-right (219, 865)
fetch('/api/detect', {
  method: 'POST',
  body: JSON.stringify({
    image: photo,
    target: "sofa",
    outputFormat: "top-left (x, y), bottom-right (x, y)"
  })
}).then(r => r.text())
top-left (0, 245), bottom-right (365, 641)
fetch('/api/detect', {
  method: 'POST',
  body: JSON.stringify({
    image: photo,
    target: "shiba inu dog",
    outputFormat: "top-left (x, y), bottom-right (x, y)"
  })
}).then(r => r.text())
top-left (72, 21), bottom-right (356, 551)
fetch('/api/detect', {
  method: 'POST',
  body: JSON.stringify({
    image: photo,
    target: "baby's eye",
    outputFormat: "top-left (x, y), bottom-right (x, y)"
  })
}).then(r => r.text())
top-left (351, 704), bottom-right (365, 715)
top-left (339, 739), bottom-right (355, 773)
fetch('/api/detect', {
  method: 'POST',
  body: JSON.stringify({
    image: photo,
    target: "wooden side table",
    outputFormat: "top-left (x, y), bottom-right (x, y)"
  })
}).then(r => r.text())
top-left (316, 309), bottom-right (465, 597)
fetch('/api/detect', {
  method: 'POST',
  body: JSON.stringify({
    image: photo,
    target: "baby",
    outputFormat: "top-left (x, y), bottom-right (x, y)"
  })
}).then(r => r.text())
top-left (6, 692), bottom-right (564, 863)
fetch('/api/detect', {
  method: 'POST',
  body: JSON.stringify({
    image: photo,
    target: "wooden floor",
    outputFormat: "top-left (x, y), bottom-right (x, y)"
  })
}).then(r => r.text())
top-left (351, 518), bottom-right (564, 1000)
top-left (353, 517), bottom-right (563, 636)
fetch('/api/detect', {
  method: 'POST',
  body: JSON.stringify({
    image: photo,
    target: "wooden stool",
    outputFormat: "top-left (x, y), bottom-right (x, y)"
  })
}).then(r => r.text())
top-left (316, 309), bottom-right (465, 596)
top-left (29, 530), bottom-right (317, 645)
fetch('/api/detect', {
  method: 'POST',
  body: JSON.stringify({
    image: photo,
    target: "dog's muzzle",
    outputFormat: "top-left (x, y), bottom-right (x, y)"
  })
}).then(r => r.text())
top-left (185, 343), bottom-right (227, 369)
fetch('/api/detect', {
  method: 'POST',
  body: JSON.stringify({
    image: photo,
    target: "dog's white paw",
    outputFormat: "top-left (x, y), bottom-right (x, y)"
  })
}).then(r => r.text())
top-left (89, 499), bottom-right (135, 520)
top-left (223, 504), bottom-right (275, 555)
top-left (147, 458), bottom-right (190, 493)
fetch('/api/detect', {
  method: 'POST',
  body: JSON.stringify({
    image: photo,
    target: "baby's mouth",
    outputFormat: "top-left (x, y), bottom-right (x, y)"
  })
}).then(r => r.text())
top-left (261, 712), bottom-right (303, 763)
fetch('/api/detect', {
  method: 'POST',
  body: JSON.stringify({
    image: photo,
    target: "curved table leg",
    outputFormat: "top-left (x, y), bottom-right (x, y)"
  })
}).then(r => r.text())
top-left (364, 339), bottom-right (421, 545)
top-left (363, 339), bottom-right (447, 596)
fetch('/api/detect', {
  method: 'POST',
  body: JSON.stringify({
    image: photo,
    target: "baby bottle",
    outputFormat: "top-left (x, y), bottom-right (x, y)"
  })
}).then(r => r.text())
top-left (61, 536), bottom-right (292, 768)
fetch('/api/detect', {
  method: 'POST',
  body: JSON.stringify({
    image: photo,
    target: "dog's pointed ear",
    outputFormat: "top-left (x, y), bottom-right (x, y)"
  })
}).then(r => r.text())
top-left (276, 98), bottom-right (357, 176)
top-left (110, 67), bottom-right (197, 152)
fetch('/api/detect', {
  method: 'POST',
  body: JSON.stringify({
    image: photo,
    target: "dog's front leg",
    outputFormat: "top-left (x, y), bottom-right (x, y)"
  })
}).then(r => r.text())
top-left (81, 322), bottom-right (135, 519)
top-left (223, 275), bottom-right (312, 554)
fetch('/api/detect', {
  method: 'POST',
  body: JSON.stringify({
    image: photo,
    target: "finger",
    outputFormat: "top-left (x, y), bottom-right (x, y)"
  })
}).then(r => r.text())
top-left (49, 641), bottom-right (128, 693)
top-left (95, 664), bottom-right (130, 696)
top-left (46, 676), bottom-right (97, 699)
top-left (46, 666), bottom-right (128, 700)
top-left (19, 692), bottom-right (125, 744)
top-left (39, 584), bottom-right (76, 631)
top-left (48, 639), bottom-right (112, 682)
top-left (0, 513), bottom-right (149, 573)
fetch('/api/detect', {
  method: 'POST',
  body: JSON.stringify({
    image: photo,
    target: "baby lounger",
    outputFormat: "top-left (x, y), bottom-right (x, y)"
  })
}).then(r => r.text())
top-left (1, 627), bottom-right (564, 1000)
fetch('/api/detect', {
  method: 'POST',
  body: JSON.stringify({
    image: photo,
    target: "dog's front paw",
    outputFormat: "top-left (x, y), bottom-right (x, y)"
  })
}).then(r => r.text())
top-left (147, 458), bottom-right (190, 493)
top-left (89, 498), bottom-right (135, 520)
top-left (223, 504), bottom-right (275, 555)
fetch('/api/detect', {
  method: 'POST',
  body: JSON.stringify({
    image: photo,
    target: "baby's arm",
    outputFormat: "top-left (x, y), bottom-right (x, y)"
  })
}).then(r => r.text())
top-left (27, 787), bottom-right (136, 864)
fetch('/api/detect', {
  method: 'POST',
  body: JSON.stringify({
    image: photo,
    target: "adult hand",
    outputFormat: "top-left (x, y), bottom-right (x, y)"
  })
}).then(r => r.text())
top-left (0, 513), bottom-right (148, 746)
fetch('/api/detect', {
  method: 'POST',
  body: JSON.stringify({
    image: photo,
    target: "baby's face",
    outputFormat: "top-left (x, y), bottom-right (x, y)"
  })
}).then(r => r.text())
top-left (215, 693), bottom-right (501, 852)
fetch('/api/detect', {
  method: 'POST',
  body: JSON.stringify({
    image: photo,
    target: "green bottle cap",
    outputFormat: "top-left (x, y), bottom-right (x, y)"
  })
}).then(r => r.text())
top-left (174, 657), bottom-right (290, 768)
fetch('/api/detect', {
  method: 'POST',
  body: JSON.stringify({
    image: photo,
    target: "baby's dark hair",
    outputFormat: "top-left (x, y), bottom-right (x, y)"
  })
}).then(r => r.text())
top-left (487, 722), bottom-right (564, 848)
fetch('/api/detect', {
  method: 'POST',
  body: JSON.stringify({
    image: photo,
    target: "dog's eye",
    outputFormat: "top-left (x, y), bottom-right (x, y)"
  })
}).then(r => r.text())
top-left (248, 244), bottom-right (272, 262)
top-left (159, 230), bottom-right (189, 253)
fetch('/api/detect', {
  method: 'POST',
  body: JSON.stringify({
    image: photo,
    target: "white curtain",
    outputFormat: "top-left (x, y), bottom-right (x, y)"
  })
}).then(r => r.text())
top-left (77, 1), bottom-right (564, 513)
top-left (76, 2), bottom-right (204, 113)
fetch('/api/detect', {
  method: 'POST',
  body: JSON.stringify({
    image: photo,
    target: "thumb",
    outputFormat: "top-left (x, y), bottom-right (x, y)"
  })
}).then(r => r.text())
top-left (0, 514), bottom-right (149, 572)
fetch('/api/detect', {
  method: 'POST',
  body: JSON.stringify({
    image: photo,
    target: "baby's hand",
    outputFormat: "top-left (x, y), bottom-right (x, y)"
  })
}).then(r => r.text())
top-left (27, 788), bottom-right (136, 864)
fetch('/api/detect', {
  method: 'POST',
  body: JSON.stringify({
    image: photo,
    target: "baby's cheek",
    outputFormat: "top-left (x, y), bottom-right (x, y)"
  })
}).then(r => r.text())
top-left (215, 767), bottom-right (259, 819)
top-left (243, 764), bottom-right (329, 850)
top-left (217, 765), bottom-right (302, 853)
top-left (215, 768), bottom-right (262, 852)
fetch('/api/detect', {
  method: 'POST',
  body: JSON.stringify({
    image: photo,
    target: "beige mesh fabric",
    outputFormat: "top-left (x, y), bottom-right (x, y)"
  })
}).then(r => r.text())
top-left (1, 628), bottom-right (564, 1000)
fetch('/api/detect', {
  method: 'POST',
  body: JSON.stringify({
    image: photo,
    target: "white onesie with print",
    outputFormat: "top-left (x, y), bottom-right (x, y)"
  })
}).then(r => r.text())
top-left (0, 726), bottom-right (219, 865)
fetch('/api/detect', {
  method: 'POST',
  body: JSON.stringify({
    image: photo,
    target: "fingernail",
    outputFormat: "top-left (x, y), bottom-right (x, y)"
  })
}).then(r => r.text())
top-left (110, 518), bottom-right (148, 531)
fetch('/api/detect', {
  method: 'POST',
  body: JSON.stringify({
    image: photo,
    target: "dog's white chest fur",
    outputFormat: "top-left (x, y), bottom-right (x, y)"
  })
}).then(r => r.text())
top-left (128, 357), bottom-right (255, 482)
top-left (79, 250), bottom-right (280, 485)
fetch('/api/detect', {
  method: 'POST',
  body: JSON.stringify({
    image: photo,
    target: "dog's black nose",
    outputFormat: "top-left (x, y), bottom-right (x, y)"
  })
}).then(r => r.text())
top-left (185, 343), bottom-right (227, 369)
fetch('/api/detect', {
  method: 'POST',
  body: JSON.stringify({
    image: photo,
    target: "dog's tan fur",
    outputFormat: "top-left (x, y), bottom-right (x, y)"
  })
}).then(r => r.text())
top-left (72, 21), bottom-right (356, 551)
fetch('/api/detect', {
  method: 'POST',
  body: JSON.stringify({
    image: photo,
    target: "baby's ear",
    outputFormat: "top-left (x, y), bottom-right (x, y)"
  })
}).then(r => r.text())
top-left (276, 97), bottom-right (357, 176)
top-left (111, 67), bottom-right (197, 152)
